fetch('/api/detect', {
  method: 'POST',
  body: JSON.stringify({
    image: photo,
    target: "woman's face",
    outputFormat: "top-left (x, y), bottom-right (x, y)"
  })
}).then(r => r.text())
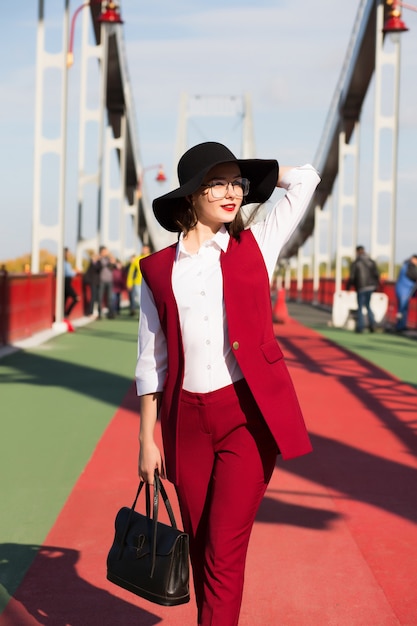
top-left (191, 162), bottom-right (244, 231)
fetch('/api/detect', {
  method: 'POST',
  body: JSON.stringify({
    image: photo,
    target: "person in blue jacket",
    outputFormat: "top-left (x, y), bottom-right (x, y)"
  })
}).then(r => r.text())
top-left (395, 254), bottom-right (417, 331)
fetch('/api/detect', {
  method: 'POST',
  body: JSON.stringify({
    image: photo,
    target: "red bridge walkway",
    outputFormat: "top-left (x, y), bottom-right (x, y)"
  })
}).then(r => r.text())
top-left (0, 303), bottom-right (416, 625)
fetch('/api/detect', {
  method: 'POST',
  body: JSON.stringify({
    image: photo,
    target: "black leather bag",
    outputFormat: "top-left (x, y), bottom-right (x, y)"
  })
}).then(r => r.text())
top-left (107, 473), bottom-right (190, 606)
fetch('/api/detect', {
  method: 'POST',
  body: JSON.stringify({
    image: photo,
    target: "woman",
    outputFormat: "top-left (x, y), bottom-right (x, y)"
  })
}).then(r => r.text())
top-left (136, 141), bottom-right (320, 625)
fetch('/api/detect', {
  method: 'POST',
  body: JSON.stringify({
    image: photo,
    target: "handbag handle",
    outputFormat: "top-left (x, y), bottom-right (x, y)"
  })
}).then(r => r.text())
top-left (129, 472), bottom-right (177, 528)
top-left (119, 471), bottom-right (179, 577)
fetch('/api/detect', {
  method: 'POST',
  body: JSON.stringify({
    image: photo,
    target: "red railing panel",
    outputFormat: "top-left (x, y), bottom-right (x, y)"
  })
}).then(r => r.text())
top-left (1, 273), bottom-right (415, 346)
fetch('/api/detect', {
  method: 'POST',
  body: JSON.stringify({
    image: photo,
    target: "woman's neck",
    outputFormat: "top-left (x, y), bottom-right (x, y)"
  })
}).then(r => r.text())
top-left (182, 223), bottom-right (221, 254)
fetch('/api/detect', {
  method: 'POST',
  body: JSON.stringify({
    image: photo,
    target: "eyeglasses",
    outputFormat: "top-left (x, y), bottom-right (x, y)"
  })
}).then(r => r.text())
top-left (201, 178), bottom-right (250, 199)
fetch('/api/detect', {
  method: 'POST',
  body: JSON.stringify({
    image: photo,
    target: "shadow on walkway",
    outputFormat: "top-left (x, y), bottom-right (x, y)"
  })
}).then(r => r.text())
top-left (276, 327), bottom-right (417, 525)
top-left (0, 544), bottom-right (161, 626)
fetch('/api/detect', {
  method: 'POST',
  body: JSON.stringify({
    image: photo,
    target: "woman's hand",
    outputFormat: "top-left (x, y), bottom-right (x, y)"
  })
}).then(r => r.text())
top-left (276, 166), bottom-right (293, 188)
top-left (138, 439), bottom-right (164, 484)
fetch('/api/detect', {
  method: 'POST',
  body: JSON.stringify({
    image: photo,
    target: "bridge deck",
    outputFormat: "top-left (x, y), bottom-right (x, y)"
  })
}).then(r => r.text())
top-left (0, 304), bottom-right (416, 625)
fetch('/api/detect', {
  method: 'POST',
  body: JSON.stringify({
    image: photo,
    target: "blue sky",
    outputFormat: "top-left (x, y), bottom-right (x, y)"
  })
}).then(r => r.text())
top-left (1, 0), bottom-right (417, 264)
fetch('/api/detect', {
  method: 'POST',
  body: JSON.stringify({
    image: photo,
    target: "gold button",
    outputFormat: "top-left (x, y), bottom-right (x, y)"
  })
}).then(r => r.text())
top-left (232, 341), bottom-right (239, 350)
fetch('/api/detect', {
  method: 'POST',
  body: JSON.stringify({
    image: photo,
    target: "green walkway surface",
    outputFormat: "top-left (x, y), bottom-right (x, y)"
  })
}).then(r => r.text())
top-left (0, 314), bottom-right (139, 609)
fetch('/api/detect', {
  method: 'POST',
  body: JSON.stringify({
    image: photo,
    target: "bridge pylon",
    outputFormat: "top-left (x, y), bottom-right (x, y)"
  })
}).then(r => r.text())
top-left (172, 92), bottom-right (256, 189)
top-left (32, 0), bottom-right (71, 326)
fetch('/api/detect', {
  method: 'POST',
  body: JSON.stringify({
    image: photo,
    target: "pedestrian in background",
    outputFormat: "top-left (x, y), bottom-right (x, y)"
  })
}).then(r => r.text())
top-left (124, 254), bottom-right (136, 315)
top-left (96, 246), bottom-right (115, 319)
top-left (112, 258), bottom-right (125, 314)
top-left (126, 244), bottom-right (151, 316)
top-left (136, 141), bottom-right (320, 626)
top-left (63, 247), bottom-right (79, 318)
top-left (395, 254), bottom-right (417, 332)
top-left (82, 250), bottom-right (99, 316)
top-left (346, 245), bottom-right (380, 333)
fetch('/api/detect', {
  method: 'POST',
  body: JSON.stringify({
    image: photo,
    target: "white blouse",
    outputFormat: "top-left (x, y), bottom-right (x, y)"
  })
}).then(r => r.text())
top-left (136, 164), bottom-right (320, 395)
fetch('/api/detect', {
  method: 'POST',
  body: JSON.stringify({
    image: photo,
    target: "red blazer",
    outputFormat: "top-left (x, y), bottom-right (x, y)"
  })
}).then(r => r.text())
top-left (140, 229), bottom-right (312, 484)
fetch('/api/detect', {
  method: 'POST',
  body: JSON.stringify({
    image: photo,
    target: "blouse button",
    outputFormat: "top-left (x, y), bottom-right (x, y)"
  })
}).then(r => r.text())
top-left (232, 341), bottom-right (239, 350)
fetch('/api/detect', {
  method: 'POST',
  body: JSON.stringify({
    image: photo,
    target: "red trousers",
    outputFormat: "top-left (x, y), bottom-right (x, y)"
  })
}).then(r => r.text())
top-left (174, 379), bottom-right (278, 626)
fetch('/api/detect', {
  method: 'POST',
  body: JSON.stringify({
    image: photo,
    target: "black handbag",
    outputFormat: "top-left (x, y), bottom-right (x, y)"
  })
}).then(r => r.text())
top-left (106, 473), bottom-right (190, 606)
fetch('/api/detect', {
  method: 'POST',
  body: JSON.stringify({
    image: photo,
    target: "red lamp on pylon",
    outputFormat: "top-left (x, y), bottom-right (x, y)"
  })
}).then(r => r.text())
top-left (155, 167), bottom-right (167, 182)
top-left (137, 165), bottom-right (167, 200)
top-left (383, 0), bottom-right (409, 34)
top-left (98, 1), bottom-right (124, 24)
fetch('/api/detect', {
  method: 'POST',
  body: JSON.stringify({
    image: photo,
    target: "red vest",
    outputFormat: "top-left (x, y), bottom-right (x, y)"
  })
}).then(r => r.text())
top-left (140, 230), bottom-right (312, 483)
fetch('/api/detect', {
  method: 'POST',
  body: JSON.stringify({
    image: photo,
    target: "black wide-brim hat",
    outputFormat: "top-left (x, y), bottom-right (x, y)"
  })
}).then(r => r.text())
top-left (152, 141), bottom-right (279, 232)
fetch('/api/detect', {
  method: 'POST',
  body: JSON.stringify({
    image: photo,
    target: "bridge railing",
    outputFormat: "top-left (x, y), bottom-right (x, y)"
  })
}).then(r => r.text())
top-left (0, 273), bottom-right (83, 346)
top-left (0, 273), bottom-right (415, 346)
